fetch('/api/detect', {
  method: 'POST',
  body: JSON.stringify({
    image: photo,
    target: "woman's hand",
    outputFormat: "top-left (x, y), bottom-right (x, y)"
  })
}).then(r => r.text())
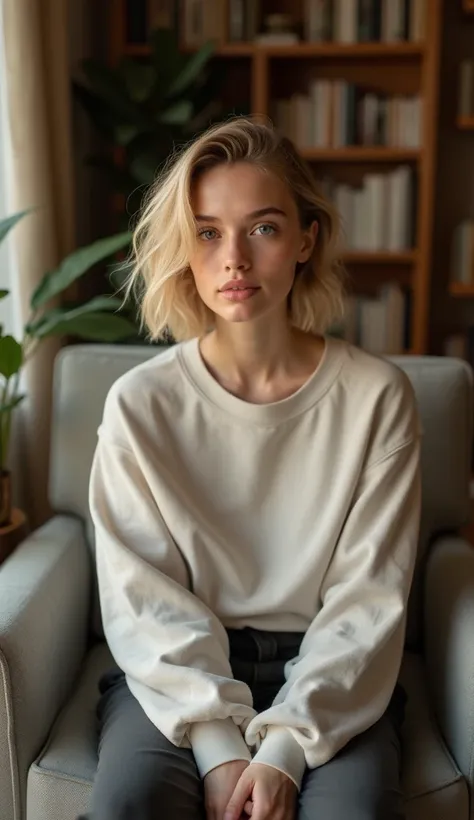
top-left (223, 762), bottom-right (298, 820)
top-left (203, 759), bottom-right (250, 820)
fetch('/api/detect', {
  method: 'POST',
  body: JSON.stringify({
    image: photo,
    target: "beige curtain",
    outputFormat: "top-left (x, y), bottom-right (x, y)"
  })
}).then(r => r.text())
top-left (2, 0), bottom-right (75, 528)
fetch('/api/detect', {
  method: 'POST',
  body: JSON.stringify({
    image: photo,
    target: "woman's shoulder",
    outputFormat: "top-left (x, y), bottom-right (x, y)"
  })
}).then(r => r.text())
top-left (100, 340), bottom-right (193, 435)
top-left (335, 337), bottom-right (422, 449)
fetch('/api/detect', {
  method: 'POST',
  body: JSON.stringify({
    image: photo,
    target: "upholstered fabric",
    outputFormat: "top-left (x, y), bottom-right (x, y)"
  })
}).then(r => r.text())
top-left (424, 534), bottom-right (474, 802)
top-left (0, 516), bottom-right (91, 820)
top-left (0, 343), bottom-right (471, 820)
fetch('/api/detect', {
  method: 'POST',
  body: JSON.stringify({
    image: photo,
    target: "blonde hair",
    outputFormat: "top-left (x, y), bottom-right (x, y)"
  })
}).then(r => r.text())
top-left (126, 116), bottom-right (348, 341)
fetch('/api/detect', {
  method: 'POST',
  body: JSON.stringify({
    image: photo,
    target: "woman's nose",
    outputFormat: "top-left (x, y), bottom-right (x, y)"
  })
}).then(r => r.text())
top-left (224, 236), bottom-right (251, 271)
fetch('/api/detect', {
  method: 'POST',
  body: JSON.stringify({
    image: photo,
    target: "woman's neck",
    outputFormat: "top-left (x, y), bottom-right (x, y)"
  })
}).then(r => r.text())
top-left (199, 320), bottom-right (325, 404)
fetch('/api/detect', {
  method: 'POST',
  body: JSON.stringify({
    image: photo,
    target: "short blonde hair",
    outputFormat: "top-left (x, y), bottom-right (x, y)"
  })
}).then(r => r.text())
top-left (126, 116), bottom-right (348, 341)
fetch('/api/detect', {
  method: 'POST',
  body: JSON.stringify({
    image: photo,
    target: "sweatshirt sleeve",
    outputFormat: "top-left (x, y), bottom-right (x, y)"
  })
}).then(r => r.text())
top-left (89, 425), bottom-right (256, 778)
top-left (246, 405), bottom-right (422, 789)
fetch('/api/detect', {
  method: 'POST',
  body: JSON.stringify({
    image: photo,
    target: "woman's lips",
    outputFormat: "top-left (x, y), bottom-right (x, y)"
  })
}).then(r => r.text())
top-left (219, 287), bottom-right (260, 302)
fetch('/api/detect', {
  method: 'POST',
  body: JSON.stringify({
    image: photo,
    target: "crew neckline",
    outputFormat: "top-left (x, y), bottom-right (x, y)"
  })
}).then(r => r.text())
top-left (178, 333), bottom-right (346, 425)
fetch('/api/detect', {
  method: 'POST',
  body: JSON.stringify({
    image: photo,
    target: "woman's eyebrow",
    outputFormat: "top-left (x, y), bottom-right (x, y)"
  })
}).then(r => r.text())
top-left (194, 207), bottom-right (288, 222)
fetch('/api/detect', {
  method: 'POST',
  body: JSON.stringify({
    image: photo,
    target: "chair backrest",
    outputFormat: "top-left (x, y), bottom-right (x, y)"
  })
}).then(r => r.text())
top-left (49, 343), bottom-right (473, 647)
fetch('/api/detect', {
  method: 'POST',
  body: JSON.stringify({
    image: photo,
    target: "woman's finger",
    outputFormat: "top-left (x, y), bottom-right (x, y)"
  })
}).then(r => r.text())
top-left (244, 799), bottom-right (253, 815)
top-left (223, 773), bottom-right (252, 820)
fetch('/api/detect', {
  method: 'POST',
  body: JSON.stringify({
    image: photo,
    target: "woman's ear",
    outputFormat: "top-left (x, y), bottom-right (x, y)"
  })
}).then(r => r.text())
top-left (297, 220), bottom-right (319, 263)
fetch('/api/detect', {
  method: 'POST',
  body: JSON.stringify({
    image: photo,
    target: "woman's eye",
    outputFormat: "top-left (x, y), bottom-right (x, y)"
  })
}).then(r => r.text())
top-left (254, 224), bottom-right (276, 236)
top-left (198, 229), bottom-right (218, 241)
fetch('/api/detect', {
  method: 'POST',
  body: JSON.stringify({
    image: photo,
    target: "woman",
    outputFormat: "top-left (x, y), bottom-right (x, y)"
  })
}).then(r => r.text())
top-left (86, 116), bottom-right (422, 820)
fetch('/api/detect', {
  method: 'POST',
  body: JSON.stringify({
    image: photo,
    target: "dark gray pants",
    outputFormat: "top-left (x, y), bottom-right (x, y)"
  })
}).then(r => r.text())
top-left (79, 627), bottom-right (406, 819)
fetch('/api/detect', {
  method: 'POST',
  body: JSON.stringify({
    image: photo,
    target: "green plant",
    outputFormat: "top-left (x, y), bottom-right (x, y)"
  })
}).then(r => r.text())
top-left (74, 28), bottom-right (249, 221)
top-left (0, 211), bottom-right (136, 479)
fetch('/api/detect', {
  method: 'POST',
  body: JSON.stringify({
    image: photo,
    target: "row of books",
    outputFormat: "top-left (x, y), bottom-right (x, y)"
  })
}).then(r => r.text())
top-left (450, 220), bottom-right (474, 285)
top-left (459, 61), bottom-right (474, 119)
top-left (305, 0), bottom-right (425, 44)
top-left (330, 284), bottom-right (410, 355)
top-left (320, 167), bottom-right (415, 251)
top-left (182, 0), bottom-right (426, 46)
top-left (274, 85), bottom-right (421, 149)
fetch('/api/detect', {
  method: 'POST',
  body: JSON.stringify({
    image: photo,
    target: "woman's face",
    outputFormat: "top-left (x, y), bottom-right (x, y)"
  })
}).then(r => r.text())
top-left (188, 161), bottom-right (317, 327)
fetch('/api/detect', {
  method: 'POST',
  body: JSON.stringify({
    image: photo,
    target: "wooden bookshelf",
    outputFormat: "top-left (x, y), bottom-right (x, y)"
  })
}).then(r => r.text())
top-left (109, 0), bottom-right (443, 356)
top-left (449, 282), bottom-right (474, 297)
top-left (457, 115), bottom-right (474, 130)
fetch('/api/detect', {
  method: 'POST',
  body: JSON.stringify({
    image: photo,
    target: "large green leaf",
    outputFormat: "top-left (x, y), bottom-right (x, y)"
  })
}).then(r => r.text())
top-left (30, 232), bottom-right (132, 310)
top-left (115, 124), bottom-right (141, 146)
top-left (73, 82), bottom-right (119, 139)
top-left (0, 210), bottom-right (31, 245)
top-left (0, 290), bottom-right (9, 300)
top-left (149, 28), bottom-right (187, 100)
top-left (82, 60), bottom-right (142, 123)
top-left (119, 58), bottom-right (157, 103)
top-left (42, 312), bottom-right (137, 342)
top-left (28, 296), bottom-right (124, 337)
top-left (167, 41), bottom-right (215, 98)
top-left (0, 336), bottom-right (22, 378)
top-left (0, 394), bottom-right (25, 414)
top-left (159, 99), bottom-right (193, 125)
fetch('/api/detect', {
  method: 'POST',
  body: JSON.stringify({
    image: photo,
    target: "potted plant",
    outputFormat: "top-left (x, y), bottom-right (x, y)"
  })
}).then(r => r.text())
top-left (0, 211), bottom-right (135, 553)
top-left (74, 28), bottom-right (248, 222)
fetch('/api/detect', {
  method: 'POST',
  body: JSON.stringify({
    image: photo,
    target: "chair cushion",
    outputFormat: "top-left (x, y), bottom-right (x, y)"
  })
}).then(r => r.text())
top-left (26, 646), bottom-right (468, 820)
top-left (400, 652), bottom-right (468, 820)
top-left (26, 641), bottom-right (112, 820)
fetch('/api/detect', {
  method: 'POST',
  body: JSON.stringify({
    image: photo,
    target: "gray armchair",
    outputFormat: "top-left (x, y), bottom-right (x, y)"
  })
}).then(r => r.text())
top-left (0, 343), bottom-right (473, 820)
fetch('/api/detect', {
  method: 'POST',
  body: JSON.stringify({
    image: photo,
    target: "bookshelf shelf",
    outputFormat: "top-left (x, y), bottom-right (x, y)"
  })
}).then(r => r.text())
top-left (302, 148), bottom-right (420, 163)
top-left (457, 116), bottom-right (474, 130)
top-left (123, 42), bottom-right (425, 60)
top-left (449, 282), bottom-right (474, 296)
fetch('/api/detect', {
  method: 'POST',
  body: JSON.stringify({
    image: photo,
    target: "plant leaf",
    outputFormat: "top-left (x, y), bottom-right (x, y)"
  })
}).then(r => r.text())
top-left (167, 41), bottom-right (215, 98)
top-left (30, 233), bottom-right (132, 310)
top-left (149, 29), bottom-right (187, 98)
top-left (159, 99), bottom-right (193, 125)
top-left (0, 394), bottom-right (25, 414)
top-left (72, 82), bottom-right (119, 139)
top-left (81, 60), bottom-right (141, 122)
top-left (0, 210), bottom-right (31, 244)
top-left (115, 124), bottom-right (141, 146)
top-left (30, 296), bottom-right (125, 337)
top-left (41, 312), bottom-right (137, 342)
top-left (0, 290), bottom-right (9, 300)
top-left (0, 336), bottom-right (22, 378)
top-left (119, 58), bottom-right (157, 103)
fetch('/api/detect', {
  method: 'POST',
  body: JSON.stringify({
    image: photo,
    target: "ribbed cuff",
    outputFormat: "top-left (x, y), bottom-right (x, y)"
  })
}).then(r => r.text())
top-left (250, 726), bottom-right (307, 790)
top-left (189, 718), bottom-right (252, 778)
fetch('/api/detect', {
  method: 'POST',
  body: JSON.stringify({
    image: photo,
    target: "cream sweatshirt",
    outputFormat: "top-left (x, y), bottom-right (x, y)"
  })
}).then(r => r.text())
top-left (89, 334), bottom-right (422, 790)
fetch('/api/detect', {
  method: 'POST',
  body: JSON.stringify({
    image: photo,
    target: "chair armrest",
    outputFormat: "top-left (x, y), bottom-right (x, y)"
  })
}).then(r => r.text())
top-left (0, 514), bottom-right (91, 820)
top-left (424, 534), bottom-right (474, 801)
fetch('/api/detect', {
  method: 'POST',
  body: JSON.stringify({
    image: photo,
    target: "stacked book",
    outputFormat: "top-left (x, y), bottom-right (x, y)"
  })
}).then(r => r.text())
top-left (330, 284), bottom-right (409, 355)
top-left (450, 220), bottom-right (474, 285)
top-left (274, 85), bottom-right (421, 148)
top-left (320, 167), bottom-right (415, 252)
